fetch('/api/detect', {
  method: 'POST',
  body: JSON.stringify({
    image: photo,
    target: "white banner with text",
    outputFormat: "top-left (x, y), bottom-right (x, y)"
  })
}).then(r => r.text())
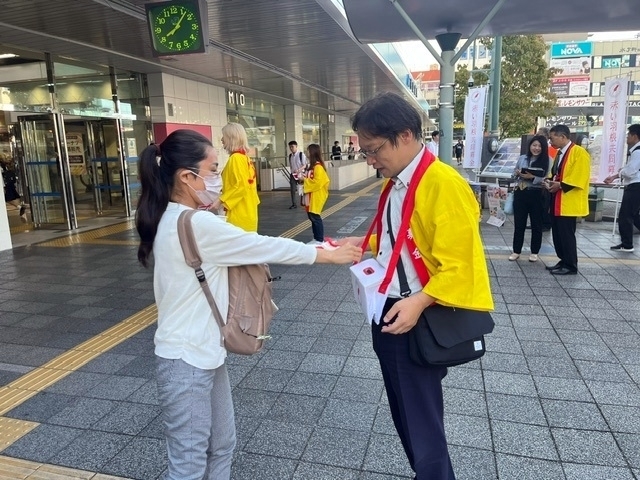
top-left (598, 77), bottom-right (629, 182)
top-left (463, 86), bottom-right (488, 169)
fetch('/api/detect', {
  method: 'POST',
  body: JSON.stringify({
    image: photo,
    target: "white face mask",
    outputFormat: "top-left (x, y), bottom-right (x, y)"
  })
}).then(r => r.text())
top-left (190, 172), bottom-right (222, 208)
top-left (203, 174), bottom-right (222, 195)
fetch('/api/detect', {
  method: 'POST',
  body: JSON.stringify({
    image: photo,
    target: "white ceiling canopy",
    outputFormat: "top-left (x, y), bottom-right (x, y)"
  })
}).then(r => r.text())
top-left (343, 0), bottom-right (638, 43)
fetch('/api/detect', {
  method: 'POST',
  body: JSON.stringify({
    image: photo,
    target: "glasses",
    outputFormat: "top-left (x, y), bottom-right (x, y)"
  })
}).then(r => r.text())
top-left (359, 138), bottom-right (389, 158)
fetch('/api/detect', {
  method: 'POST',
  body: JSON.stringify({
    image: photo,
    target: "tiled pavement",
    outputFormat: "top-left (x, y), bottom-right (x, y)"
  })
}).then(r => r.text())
top-left (1, 175), bottom-right (640, 480)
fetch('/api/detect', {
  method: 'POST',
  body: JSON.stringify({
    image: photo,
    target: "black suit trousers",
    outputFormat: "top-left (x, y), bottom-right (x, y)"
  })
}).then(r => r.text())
top-left (618, 183), bottom-right (640, 247)
top-left (551, 214), bottom-right (578, 272)
top-left (371, 298), bottom-right (455, 480)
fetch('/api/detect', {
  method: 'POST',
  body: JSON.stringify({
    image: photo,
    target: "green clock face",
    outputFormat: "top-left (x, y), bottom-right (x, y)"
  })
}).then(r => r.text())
top-left (146, 1), bottom-right (206, 55)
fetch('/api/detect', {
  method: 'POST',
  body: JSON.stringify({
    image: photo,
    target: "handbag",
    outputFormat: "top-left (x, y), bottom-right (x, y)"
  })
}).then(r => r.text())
top-left (408, 305), bottom-right (494, 367)
top-left (394, 252), bottom-right (494, 367)
top-left (503, 191), bottom-right (514, 215)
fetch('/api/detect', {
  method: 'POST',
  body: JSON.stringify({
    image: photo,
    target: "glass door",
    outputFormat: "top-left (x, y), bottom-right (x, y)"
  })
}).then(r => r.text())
top-left (18, 114), bottom-right (76, 228)
top-left (87, 119), bottom-right (129, 216)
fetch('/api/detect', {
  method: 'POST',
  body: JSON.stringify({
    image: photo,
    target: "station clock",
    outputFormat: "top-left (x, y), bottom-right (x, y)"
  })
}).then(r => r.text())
top-left (145, 0), bottom-right (208, 56)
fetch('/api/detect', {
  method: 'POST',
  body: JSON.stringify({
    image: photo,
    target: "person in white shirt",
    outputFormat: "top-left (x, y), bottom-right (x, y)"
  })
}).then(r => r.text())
top-left (604, 123), bottom-right (640, 252)
top-left (426, 130), bottom-right (439, 157)
top-left (135, 130), bottom-right (362, 480)
top-left (287, 140), bottom-right (307, 209)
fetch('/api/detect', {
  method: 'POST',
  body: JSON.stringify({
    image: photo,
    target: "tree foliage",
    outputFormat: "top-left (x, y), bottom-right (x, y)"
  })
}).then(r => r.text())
top-left (454, 35), bottom-right (557, 138)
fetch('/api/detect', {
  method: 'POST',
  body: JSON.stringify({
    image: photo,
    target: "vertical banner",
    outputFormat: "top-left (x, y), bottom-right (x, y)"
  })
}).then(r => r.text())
top-left (598, 77), bottom-right (628, 182)
top-left (463, 86), bottom-right (488, 169)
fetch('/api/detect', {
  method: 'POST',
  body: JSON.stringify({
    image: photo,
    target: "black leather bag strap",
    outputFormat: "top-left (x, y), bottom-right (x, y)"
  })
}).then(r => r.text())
top-left (386, 201), bottom-right (411, 297)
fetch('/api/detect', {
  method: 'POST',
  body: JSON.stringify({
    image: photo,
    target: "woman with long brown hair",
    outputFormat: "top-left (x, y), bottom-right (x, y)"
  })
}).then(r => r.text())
top-left (303, 144), bottom-right (330, 243)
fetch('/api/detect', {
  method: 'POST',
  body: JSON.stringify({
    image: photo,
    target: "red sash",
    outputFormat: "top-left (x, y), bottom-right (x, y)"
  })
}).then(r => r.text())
top-left (361, 148), bottom-right (436, 294)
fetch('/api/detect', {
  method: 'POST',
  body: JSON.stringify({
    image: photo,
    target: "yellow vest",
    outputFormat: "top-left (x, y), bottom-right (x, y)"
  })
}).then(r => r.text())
top-left (220, 152), bottom-right (260, 232)
top-left (553, 144), bottom-right (590, 217)
top-left (303, 163), bottom-right (330, 214)
top-left (371, 161), bottom-right (493, 311)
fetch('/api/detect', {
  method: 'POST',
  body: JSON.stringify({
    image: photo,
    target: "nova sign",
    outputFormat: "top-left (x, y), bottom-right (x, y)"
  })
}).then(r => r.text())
top-left (551, 42), bottom-right (592, 58)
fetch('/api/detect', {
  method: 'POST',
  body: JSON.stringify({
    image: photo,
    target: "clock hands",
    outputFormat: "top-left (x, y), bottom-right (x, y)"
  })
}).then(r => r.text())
top-left (166, 10), bottom-right (187, 37)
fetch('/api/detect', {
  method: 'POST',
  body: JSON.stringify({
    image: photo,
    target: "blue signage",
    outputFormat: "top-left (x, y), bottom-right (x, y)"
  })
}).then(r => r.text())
top-left (551, 42), bottom-right (592, 58)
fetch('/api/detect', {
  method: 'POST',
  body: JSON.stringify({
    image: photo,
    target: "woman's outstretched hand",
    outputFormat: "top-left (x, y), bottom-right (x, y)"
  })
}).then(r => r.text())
top-left (315, 243), bottom-right (363, 264)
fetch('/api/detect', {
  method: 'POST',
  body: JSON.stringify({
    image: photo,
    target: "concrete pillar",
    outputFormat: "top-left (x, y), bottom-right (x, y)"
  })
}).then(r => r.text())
top-left (284, 105), bottom-right (303, 149)
top-left (436, 33), bottom-right (461, 165)
top-left (274, 106), bottom-right (286, 160)
top-left (489, 36), bottom-right (503, 135)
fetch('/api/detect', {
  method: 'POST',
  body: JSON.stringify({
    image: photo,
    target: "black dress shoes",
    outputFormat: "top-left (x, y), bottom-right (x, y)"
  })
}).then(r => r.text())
top-left (550, 267), bottom-right (577, 275)
top-left (545, 262), bottom-right (562, 271)
top-left (288, 204), bottom-right (297, 209)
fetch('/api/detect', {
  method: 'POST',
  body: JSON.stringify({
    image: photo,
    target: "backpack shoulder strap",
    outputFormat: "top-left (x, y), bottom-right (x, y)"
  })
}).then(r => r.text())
top-left (177, 210), bottom-right (202, 270)
top-left (177, 210), bottom-right (227, 336)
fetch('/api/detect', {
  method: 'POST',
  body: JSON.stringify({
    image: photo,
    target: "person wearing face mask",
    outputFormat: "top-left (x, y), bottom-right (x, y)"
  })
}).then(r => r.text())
top-left (189, 166), bottom-right (223, 212)
top-left (210, 123), bottom-right (259, 232)
top-left (135, 130), bottom-right (363, 480)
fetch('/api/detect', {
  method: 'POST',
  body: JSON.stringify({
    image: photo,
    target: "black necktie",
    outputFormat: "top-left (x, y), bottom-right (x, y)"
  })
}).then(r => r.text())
top-left (552, 150), bottom-right (562, 176)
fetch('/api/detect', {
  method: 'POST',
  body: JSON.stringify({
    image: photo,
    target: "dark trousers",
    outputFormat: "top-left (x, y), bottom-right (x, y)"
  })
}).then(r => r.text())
top-left (290, 175), bottom-right (299, 206)
top-left (512, 188), bottom-right (544, 254)
top-left (541, 189), bottom-right (552, 229)
top-left (618, 183), bottom-right (640, 248)
top-left (372, 298), bottom-right (455, 480)
top-left (307, 212), bottom-right (324, 241)
top-left (551, 214), bottom-right (578, 272)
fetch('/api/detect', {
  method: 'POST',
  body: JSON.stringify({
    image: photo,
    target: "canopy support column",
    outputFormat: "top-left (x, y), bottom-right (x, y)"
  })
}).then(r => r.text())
top-left (435, 34), bottom-right (461, 164)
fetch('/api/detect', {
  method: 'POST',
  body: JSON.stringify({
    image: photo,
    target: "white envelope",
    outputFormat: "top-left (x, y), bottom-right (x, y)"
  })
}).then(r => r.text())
top-left (349, 258), bottom-right (388, 324)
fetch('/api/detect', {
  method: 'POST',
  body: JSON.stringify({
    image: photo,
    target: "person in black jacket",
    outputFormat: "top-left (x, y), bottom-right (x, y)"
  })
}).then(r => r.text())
top-left (331, 141), bottom-right (342, 161)
top-left (1, 154), bottom-right (26, 222)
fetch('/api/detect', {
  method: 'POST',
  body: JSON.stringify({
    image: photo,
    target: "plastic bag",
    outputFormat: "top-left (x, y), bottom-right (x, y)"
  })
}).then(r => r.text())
top-left (503, 192), bottom-right (514, 215)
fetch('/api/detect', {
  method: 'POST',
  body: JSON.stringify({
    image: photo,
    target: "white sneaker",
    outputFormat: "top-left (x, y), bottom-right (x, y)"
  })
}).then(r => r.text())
top-left (508, 253), bottom-right (520, 261)
top-left (529, 254), bottom-right (539, 262)
top-left (307, 240), bottom-right (323, 246)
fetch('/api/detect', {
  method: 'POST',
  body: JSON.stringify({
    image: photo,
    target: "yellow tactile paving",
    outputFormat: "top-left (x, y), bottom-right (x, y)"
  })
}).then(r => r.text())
top-left (0, 419), bottom-right (39, 453)
top-left (0, 456), bottom-right (131, 479)
top-left (0, 305), bottom-right (157, 417)
top-left (36, 220), bottom-right (135, 247)
top-left (84, 239), bottom-right (139, 246)
top-left (8, 224), bottom-right (34, 235)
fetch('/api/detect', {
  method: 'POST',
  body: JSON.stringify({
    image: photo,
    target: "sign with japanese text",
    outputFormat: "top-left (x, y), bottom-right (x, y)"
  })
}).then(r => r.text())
top-left (551, 76), bottom-right (590, 98)
top-left (463, 86), bottom-right (488, 169)
top-left (65, 132), bottom-right (87, 176)
top-left (557, 97), bottom-right (592, 107)
top-left (598, 78), bottom-right (629, 182)
top-left (550, 57), bottom-right (591, 77)
top-left (486, 185), bottom-right (507, 227)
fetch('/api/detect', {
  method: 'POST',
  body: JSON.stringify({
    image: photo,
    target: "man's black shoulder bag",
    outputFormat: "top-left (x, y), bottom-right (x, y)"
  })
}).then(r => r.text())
top-left (389, 206), bottom-right (494, 368)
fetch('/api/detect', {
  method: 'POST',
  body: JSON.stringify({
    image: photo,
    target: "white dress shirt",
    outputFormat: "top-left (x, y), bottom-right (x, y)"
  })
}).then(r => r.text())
top-left (619, 141), bottom-right (640, 186)
top-left (375, 147), bottom-right (425, 298)
top-left (289, 151), bottom-right (307, 172)
top-left (426, 141), bottom-right (439, 157)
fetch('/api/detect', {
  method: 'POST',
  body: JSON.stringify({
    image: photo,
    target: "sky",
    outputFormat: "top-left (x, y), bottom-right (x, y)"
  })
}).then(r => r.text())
top-left (394, 31), bottom-right (640, 72)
